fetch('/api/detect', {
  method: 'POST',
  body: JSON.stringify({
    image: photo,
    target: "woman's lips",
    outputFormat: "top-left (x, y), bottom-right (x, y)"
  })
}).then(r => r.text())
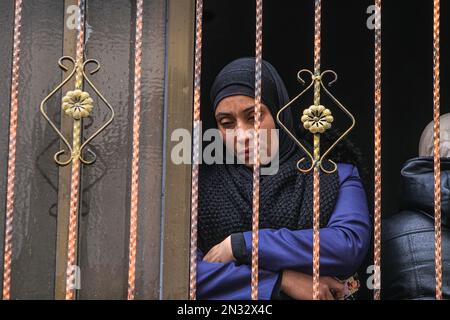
top-left (237, 148), bottom-right (251, 158)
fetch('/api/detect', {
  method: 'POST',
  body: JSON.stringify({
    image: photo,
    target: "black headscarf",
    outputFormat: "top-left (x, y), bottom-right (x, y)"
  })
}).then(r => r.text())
top-left (210, 57), bottom-right (297, 163)
top-left (198, 57), bottom-right (341, 253)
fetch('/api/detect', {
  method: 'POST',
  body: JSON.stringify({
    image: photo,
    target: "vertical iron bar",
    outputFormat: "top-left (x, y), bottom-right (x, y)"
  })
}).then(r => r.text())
top-left (189, 0), bottom-right (203, 300)
top-left (127, 0), bottom-right (144, 300)
top-left (373, 0), bottom-right (382, 301)
top-left (432, 0), bottom-right (442, 301)
top-left (65, 0), bottom-right (86, 300)
top-left (251, 0), bottom-right (263, 300)
top-left (312, 0), bottom-right (322, 301)
top-left (2, 0), bottom-right (23, 300)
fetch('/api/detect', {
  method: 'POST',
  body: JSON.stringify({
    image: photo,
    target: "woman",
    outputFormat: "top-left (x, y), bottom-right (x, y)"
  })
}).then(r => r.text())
top-left (197, 57), bottom-right (371, 300)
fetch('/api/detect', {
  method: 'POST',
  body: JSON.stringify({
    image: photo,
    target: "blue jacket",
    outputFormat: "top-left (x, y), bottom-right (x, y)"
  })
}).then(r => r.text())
top-left (197, 163), bottom-right (371, 300)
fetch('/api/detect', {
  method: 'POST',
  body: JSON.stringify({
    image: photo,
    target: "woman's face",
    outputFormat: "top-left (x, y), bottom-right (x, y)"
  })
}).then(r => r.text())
top-left (215, 95), bottom-right (279, 167)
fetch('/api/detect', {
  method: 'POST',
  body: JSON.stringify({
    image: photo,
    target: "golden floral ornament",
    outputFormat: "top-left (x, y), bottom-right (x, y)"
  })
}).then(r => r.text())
top-left (301, 104), bottom-right (334, 134)
top-left (62, 89), bottom-right (94, 120)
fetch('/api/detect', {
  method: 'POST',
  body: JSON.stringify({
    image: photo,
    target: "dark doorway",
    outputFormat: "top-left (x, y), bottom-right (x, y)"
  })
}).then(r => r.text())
top-left (200, 0), bottom-right (449, 299)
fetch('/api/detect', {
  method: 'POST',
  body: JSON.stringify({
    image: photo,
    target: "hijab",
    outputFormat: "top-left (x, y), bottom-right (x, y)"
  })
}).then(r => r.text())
top-left (198, 57), bottom-right (340, 253)
top-left (210, 57), bottom-right (297, 163)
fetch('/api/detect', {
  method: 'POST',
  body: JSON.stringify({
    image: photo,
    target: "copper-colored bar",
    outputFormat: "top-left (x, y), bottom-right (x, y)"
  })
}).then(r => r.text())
top-left (313, 0), bottom-right (321, 78)
top-left (251, 0), bottom-right (263, 301)
top-left (2, 0), bottom-right (23, 301)
top-left (312, 134), bottom-right (321, 300)
top-left (65, 0), bottom-right (85, 300)
top-left (189, 0), bottom-right (203, 300)
top-left (127, 0), bottom-right (144, 300)
top-left (65, 128), bottom-right (81, 300)
top-left (312, 0), bottom-right (322, 301)
top-left (373, 0), bottom-right (382, 301)
top-left (432, 0), bottom-right (442, 301)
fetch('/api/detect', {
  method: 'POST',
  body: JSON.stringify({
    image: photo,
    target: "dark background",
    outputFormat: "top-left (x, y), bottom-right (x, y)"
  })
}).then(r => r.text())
top-left (200, 0), bottom-right (449, 299)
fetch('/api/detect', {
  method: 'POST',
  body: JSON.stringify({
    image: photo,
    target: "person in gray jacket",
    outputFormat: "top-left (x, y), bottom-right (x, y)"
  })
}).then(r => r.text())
top-left (382, 113), bottom-right (450, 299)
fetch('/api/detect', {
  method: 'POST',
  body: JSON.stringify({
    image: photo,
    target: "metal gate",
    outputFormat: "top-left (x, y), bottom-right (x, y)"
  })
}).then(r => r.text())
top-left (0, 0), bottom-right (446, 300)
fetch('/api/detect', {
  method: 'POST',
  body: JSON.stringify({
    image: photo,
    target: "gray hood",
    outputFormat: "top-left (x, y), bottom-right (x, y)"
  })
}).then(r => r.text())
top-left (399, 157), bottom-right (450, 227)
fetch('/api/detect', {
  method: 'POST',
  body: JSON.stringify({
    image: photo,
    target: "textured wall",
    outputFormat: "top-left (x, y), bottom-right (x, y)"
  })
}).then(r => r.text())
top-left (0, 0), bottom-right (167, 299)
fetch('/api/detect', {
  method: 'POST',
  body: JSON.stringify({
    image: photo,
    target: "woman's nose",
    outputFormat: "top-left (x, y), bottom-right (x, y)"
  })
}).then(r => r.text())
top-left (236, 121), bottom-right (254, 139)
top-left (235, 129), bottom-right (253, 147)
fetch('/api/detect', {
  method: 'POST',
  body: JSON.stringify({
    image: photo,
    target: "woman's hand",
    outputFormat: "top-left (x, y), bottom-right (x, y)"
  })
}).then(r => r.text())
top-left (203, 236), bottom-right (236, 263)
top-left (281, 270), bottom-right (348, 300)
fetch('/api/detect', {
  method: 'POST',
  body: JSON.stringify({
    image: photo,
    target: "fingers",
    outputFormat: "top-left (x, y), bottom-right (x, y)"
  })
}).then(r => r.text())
top-left (280, 270), bottom-right (313, 300)
top-left (317, 282), bottom-right (335, 300)
top-left (203, 244), bottom-right (230, 263)
top-left (281, 271), bottom-right (340, 300)
top-left (323, 287), bottom-right (335, 300)
top-left (203, 246), bottom-right (219, 262)
top-left (323, 277), bottom-right (346, 299)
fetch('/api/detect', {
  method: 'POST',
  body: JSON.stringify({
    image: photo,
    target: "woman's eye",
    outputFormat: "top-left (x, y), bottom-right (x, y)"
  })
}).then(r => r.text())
top-left (220, 121), bottom-right (234, 128)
